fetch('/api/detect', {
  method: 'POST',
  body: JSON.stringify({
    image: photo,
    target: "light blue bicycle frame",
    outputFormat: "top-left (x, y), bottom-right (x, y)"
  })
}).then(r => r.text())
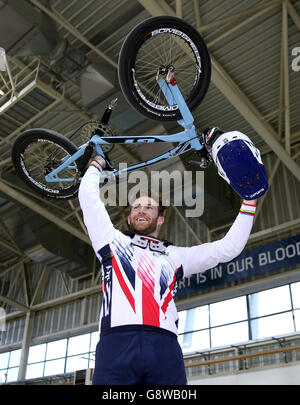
top-left (44, 78), bottom-right (204, 184)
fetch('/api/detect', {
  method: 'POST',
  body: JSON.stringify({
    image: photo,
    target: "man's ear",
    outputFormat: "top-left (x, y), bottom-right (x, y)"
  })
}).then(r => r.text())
top-left (157, 216), bottom-right (164, 226)
top-left (127, 216), bottom-right (131, 225)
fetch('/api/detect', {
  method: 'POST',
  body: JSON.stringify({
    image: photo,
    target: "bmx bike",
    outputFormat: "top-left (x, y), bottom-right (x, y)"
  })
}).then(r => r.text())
top-left (11, 16), bottom-right (212, 200)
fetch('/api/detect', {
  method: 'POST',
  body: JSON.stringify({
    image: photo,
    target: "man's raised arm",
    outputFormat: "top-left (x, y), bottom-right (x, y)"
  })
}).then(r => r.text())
top-left (78, 159), bottom-right (116, 253)
top-left (167, 200), bottom-right (257, 278)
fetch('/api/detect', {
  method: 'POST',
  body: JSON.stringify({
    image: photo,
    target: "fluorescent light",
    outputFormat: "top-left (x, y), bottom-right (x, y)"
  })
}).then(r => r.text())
top-left (0, 89), bottom-right (4, 96)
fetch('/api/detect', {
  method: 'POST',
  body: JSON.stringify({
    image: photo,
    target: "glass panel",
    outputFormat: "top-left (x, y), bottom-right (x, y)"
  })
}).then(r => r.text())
top-left (179, 329), bottom-right (210, 354)
top-left (28, 344), bottom-right (46, 364)
top-left (294, 309), bottom-right (300, 331)
top-left (26, 362), bottom-right (44, 380)
top-left (67, 334), bottom-right (90, 356)
top-left (194, 306), bottom-right (209, 330)
top-left (211, 321), bottom-right (249, 348)
top-left (90, 332), bottom-right (99, 353)
top-left (8, 349), bottom-right (21, 368)
top-left (250, 312), bottom-right (294, 340)
top-left (65, 354), bottom-right (89, 373)
top-left (0, 370), bottom-right (7, 383)
top-left (179, 306), bottom-right (209, 333)
top-left (0, 352), bottom-right (9, 369)
top-left (249, 285), bottom-right (291, 318)
top-left (46, 339), bottom-right (67, 360)
top-left (177, 310), bottom-right (186, 334)
top-left (6, 367), bottom-right (19, 382)
top-left (291, 282), bottom-right (300, 309)
top-left (44, 358), bottom-right (65, 377)
top-left (210, 296), bottom-right (247, 326)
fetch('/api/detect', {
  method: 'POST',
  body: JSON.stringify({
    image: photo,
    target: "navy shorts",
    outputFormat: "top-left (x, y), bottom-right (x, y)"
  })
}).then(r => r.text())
top-left (92, 325), bottom-right (187, 385)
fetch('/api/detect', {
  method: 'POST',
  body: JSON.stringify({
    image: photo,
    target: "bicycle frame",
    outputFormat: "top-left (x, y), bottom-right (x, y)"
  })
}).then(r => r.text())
top-left (44, 78), bottom-right (204, 183)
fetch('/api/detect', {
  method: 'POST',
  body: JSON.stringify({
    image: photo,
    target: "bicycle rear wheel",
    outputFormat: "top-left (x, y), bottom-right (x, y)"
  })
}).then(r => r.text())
top-left (118, 16), bottom-right (211, 122)
top-left (11, 128), bottom-right (80, 200)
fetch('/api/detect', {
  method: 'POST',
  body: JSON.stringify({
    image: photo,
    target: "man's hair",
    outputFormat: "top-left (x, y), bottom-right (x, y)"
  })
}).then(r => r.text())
top-left (128, 188), bottom-right (165, 217)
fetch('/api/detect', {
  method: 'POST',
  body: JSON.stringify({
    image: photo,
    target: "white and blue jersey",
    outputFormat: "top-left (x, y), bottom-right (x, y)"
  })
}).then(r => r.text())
top-left (79, 166), bottom-right (256, 337)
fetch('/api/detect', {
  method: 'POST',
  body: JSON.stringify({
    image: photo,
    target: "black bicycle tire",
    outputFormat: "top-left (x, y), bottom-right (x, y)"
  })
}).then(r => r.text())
top-left (11, 128), bottom-right (80, 200)
top-left (118, 16), bottom-right (211, 122)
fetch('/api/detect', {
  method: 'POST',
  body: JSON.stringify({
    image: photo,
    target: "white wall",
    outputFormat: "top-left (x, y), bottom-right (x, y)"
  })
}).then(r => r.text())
top-left (188, 362), bottom-right (300, 385)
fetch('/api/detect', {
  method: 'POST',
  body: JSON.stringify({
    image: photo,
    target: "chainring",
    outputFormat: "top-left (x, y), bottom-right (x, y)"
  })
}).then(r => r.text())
top-left (79, 120), bottom-right (115, 153)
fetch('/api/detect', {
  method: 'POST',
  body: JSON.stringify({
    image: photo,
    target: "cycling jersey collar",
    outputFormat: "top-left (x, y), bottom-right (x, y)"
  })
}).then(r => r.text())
top-left (122, 230), bottom-right (173, 253)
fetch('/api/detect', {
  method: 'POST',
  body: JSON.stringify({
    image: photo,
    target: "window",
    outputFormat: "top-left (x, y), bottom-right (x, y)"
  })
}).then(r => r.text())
top-left (46, 339), bottom-right (67, 360)
top-left (67, 333), bottom-right (90, 356)
top-left (26, 362), bottom-right (44, 380)
top-left (0, 352), bottom-right (9, 370)
top-left (0, 349), bottom-right (21, 383)
top-left (179, 329), bottom-right (210, 353)
top-left (8, 349), bottom-right (21, 368)
top-left (251, 312), bottom-right (295, 339)
top-left (6, 367), bottom-right (19, 382)
top-left (294, 309), bottom-right (300, 331)
top-left (178, 306), bottom-right (209, 334)
top-left (210, 296), bottom-right (247, 326)
top-left (178, 281), bottom-right (300, 354)
top-left (249, 285), bottom-right (291, 318)
top-left (65, 354), bottom-right (89, 373)
top-left (291, 282), bottom-right (300, 308)
top-left (18, 332), bottom-right (97, 380)
top-left (28, 344), bottom-right (46, 364)
top-left (44, 358), bottom-right (65, 377)
top-left (211, 321), bottom-right (249, 348)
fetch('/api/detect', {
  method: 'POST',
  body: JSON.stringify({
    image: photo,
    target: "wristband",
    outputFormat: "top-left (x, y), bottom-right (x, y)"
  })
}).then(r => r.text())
top-left (90, 160), bottom-right (104, 173)
top-left (240, 202), bottom-right (256, 216)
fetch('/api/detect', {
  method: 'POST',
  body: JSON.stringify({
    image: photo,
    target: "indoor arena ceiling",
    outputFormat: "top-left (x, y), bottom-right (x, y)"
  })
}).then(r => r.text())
top-left (0, 0), bottom-right (299, 277)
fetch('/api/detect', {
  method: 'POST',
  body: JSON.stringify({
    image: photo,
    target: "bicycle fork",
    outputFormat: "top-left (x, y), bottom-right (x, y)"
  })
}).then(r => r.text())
top-left (157, 67), bottom-right (202, 151)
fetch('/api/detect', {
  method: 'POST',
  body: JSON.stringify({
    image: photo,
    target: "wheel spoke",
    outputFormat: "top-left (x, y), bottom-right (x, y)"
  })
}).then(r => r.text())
top-left (23, 139), bottom-right (77, 191)
top-left (135, 32), bottom-right (199, 108)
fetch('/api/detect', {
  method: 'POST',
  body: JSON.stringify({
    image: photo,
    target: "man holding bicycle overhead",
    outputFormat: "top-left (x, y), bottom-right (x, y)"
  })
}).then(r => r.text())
top-left (78, 130), bottom-right (263, 385)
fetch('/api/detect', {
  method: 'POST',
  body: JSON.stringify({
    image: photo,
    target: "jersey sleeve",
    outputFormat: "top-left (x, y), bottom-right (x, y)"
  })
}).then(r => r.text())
top-left (78, 165), bottom-right (117, 253)
top-left (167, 203), bottom-right (256, 278)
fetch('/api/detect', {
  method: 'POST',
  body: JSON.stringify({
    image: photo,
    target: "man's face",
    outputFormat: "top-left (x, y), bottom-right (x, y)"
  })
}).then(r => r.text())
top-left (128, 196), bottom-right (164, 236)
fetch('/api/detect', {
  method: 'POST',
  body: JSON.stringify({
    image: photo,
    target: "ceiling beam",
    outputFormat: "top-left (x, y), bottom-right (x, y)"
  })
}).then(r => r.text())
top-left (0, 295), bottom-right (29, 312)
top-left (287, 0), bottom-right (300, 31)
top-left (29, 0), bottom-right (117, 68)
top-left (30, 266), bottom-right (51, 306)
top-left (0, 179), bottom-right (91, 245)
top-left (23, 263), bottom-right (33, 307)
top-left (0, 237), bottom-right (22, 256)
top-left (31, 284), bottom-right (101, 311)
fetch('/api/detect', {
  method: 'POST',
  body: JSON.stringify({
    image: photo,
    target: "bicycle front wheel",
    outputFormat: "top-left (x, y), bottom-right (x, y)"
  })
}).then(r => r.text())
top-left (11, 128), bottom-right (80, 200)
top-left (118, 16), bottom-right (211, 122)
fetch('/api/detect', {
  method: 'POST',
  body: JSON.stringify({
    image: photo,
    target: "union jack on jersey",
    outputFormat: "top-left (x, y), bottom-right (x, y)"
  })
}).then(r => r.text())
top-left (98, 233), bottom-right (183, 335)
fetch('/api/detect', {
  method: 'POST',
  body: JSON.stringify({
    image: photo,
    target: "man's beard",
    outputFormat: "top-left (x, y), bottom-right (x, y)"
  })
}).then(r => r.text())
top-left (128, 217), bottom-right (158, 236)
